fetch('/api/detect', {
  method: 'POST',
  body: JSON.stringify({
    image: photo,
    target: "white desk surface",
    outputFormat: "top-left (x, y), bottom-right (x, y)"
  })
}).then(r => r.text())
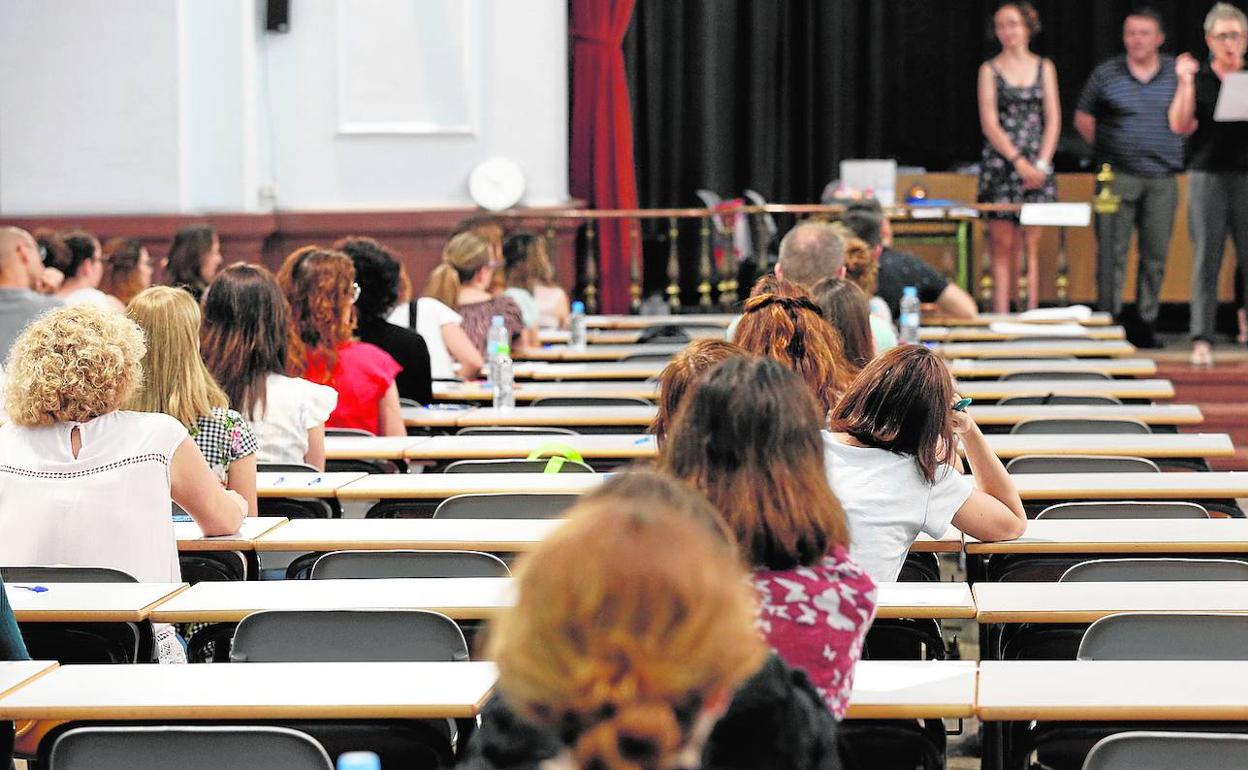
top-left (585, 314), bottom-right (738, 329)
top-left (0, 661), bottom-right (58, 700)
top-left (256, 471), bottom-right (368, 498)
top-left (981, 433), bottom-right (1232, 459)
top-left (925, 311), bottom-right (1114, 327)
top-left (335, 472), bottom-right (606, 500)
top-left (967, 517), bottom-right (1248, 554)
top-left (947, 357), bottom-right (1155, 378)
top-left (453, 405), bottom-right (658, 427)
top-left (520, 343), bottom-right (689, 362)
top-left (1011, 471), bottom-right (1248, 500)
top-left (973, 580), bottom-right (1248, 624)
top-left (538, 329), bottom-right (728, 345)
top-left (938, 340), bottom-right (1136, 359)
top-left (977, 660), bottom-right (1248, 721)
top-left (254, 517), bottom-right (568, 552)
top-left (957, 379), bottom-right (1173, 400)
top-left (923, 326), bottom-right (1124, 342)
top-left (515, 361), bottom-right (666, 381)
top-left (404, 433), bottom-right (657, 460)
top-left (845, 661), bottom-right (978, 719)
top-left (174, 517), bottom-right (288, 552)
top-left (965, 404), bottom-right (1202, 426)
top-left (400, 406), bottom-right (472, 428)
top-left (148, 577), bottom-right (515, 623)
top-left (434, 380), bottom-right (658, 402)
top-left (6, 582), bottom-right (188, 623)
top-left (324, 436), bottom-right (426, 460)
top-left (875, 582), bottom-right (976, 619)
top-left (0, 661), bottom-right (497, 721)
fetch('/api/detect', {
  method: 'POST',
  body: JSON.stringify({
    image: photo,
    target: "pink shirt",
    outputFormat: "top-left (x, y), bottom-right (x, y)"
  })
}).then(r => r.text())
top-left (753, 546), bottom-right (877, 719)
top-left (303, 341), bottom-right (401, 435)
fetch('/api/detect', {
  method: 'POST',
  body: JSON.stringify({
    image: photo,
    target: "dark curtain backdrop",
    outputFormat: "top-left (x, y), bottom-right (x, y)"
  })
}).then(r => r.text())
top-left (623, 0), bottom-right (1248, 209)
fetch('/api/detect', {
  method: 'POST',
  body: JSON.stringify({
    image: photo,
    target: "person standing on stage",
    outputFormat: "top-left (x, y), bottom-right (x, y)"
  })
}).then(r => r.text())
top-left (1170, 2), bottom-right (1248, 367)
top-left (1075, 8), bottom-right (1182, 350)
top-left (977, 1), bottom-right (1061, 314)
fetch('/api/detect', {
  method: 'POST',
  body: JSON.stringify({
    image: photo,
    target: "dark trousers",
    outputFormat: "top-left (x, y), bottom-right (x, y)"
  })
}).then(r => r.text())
top-left (1095, 172), bottom-right (1178, 325)
top-left (1188, 170), bottom-right (1248, 342)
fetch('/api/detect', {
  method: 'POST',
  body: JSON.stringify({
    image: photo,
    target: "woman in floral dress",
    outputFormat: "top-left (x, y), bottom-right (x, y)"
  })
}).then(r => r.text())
top-left (977, 1), bottom-right (1060, 312)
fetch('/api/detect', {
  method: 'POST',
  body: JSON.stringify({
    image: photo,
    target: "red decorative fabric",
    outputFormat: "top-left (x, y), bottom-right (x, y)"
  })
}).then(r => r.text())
top-left (569, 0), bottom-right (638, 313)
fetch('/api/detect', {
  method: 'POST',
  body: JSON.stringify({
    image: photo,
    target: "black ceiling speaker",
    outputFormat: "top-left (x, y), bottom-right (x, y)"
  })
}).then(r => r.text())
top-left (266, 0), bottom-right (290, 33)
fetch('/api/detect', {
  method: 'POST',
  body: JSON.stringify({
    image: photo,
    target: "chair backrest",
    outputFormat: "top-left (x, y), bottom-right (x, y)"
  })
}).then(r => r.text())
top-left (1000, 370), bottom-right (1113, 381)
top-left (0, 566), bottom-right (136, 583)
top-left (1005, 455), bottom-right (1160, 474)
top-left (48, 726), bottom-right (334, 770)
top-left (619, 352), bottom-right (677, 363)
top-left (1062, 558), bottom-right (1248, 583)
top-left (258, 462), bottom-right (321, 474)
top-left (433, 492), bottom-right (578, 519)
top-left (531, 396), bottom-right (654, 408)
top-left (398, 397), bottom-right (423, 408)
top-left (1011, 418), bottom-right (1150, 434)
top-left (258, 497), bottom-right (335, 520)
top-left (230, 609), bottom-right (468, 663)
top-left (325, 427), bottom-right (376, 438)
top-left (443, 458), bottom-right (594, 474)
top-left (636, 326), bottom-right (690, 344)
top-left (1082, 731), bottom-right (1248, 770)
top-left (997, 394), bottom-right (1123, 406)
top-left (326, 458), bottom-right (405, 474)
top-left (311, 550), bottom-right (510, 579)
top-left (1037, 501), bottom-right (1210, 520)
top-left (456, 425), bottom-right (580, 436)
top-left (1077, 613), bottom-right (1248, 661)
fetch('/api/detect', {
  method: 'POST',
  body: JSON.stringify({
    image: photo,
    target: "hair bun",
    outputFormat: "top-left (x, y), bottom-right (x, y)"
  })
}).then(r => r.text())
top-left (572, 700), bottom-right (684, 770)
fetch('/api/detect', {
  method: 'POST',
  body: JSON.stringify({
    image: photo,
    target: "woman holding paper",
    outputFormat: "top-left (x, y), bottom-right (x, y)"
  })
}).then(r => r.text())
top-left (1169, 3), bottom-right (1248, 366)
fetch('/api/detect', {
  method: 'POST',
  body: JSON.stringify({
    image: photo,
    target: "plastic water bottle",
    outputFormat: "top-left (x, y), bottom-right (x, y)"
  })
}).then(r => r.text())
top-left (569, 300), bottom-right (588, 351)
top-left (493, 342), bottom-right (515, 411)
top-left (485, 315), bottom-right (507, 384)
top-left (899, 285), bottom-right (921, 345)
top-left (337, 751), bottom-right (381, 770)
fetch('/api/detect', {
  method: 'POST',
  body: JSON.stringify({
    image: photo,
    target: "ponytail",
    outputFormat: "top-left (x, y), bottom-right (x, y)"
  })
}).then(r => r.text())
top-left (423, 263), bottom-right (461, 308)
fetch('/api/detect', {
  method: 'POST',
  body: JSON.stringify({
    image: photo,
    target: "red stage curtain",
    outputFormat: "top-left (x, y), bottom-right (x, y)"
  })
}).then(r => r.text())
top-left (569, 0), bottom-right (637, 313)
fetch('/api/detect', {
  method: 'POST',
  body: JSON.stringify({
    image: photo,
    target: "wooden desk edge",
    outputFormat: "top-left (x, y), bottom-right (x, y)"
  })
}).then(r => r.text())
top-left (149, 605), bottom-right (503, 624)
top-left (846, 703), bottom-right (975, 719)
top-left (0, 662), bottom-right (59, 701)
top-left (177, 519), bottom-right (291, 552)
top-left (967, 541), bottom-right (1248, 554)
top-left (0, 702), bottom-right (489, 721)
top-left (253, 539), bottom-right (540, 553)
top-left (874, 606), bottom-right (977, 620)
top-left (976, 705), bottom-right (1248, 721)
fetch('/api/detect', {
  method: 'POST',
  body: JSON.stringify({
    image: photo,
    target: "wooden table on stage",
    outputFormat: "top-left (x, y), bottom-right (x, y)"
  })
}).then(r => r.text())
top-left (1011, 471), bottom-right (1248, 501)
top-left (845, 661), bottom-right (978, 720)
top-left (947, 357), bottom-right (1156, 378)
top-left (938, 340), bottom-right (1136, 359)
top-left (6, 583), bottom-right (188, 623)
top-left (256, 472), bottom-right (367, 498)
top-left (173, 517), bottom-right (288, 552)
top-left (967, 518), bottom-right (1248, 555)
top-left (0, 661), bottom-right (498, 721)
top-left (957, 379), bottom-right (1172, 401)
top-left (973, 580), bottom-right (1248, 625)
top-left (966, 404), bottom-right (1202, 427)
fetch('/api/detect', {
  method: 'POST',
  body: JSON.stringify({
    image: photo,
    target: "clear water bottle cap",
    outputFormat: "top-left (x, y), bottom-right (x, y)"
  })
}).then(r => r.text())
top-left (491, 315), bottom-right (505, 326)
top-left (572, 301), bottom-right (585, 313)
top-left (902, 286), bottom-right (918, 297)
top-left (337, 751), bottom-right (381, 770)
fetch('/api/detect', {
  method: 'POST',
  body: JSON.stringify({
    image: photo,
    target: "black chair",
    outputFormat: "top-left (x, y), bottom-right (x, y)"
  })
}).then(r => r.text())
top-left (1000, 370), bottom-right (1112, 381)
top-left (46, 725), bottom-right (333, 770)
top-left (310, 550), bottom-right (510, 580)
top-left (442, 458), bottom-right (594, 474)
top-left (1082, 731), bottom-right (1248, 770)
top-left (1005, 455), bottom-right (1159, 475)
top-left (432, 493), bottom-right (579, 519)
top-left (530, 396), bottom-right (653, 408)
top-left (1061, 558), bottom-right (1248, 583)
top-left (1010, 418), bottom-right (1150, 435)
top-left (456, 426), bottom-right (579, 436)
top-left (619, 352), bottom-right (677, 363)
top-left (1036, 501), bottom-right (1209, 519)
top-left (997, 394), bottom-right (1123, 406)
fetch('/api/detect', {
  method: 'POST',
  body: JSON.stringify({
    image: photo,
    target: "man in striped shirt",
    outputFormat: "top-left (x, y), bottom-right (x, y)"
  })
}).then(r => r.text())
top-left (1075, 7), bottom-right (1182, 349)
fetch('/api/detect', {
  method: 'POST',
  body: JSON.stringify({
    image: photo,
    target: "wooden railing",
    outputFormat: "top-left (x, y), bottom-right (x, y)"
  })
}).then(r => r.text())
top-left (493, 202), bottom-right (1066, 314)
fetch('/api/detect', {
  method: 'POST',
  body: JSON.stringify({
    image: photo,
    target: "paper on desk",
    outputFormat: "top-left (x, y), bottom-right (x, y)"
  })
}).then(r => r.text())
top-left (988, 322), bottom-right (1091, 338)
top-left (1018, 305), bottom-right (1093, 322)
top-left (1214, 72), bottom-right (1248, 122)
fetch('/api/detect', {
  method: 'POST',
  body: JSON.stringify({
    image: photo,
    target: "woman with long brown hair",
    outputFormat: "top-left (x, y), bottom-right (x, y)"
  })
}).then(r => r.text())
top-left (811, 277), bottom-right (874, 373)
top-left (277, 246), bottom-right (404, 436)
top-left (201, 263), bottom-right (337, 469)
top-left (100, 237), bottom-right (154, 306)
top-left (163, 223), bottom-right (223, 301)
top-left (464, 470), bottom-right (842, 770)
top-left (733, 280), bottom-right (852, 417)
top-left (661, 357), bottom-right (875, 719)
top-left (827, 345), bottom-right (1026, 583)
top-left (650, 338), bottom-right (745, 443)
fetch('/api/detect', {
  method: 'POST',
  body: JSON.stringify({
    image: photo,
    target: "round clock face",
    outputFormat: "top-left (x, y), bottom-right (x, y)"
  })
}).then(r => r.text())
top-left (469, 157), bottom-right (526, 211)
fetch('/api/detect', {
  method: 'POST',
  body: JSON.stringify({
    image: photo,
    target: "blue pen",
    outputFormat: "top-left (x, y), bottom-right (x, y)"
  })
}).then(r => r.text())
top-left (13, 585), bottom-right (48, 593)
top-left (633, 436), bottom-right (652, 445)
top-left (307, 476), bottom-right (323, 487)
top-left (272, 475), bottom-right (286, 486)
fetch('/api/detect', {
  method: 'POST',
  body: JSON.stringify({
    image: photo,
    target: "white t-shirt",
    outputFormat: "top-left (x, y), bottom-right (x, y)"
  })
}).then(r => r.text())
top-left (504, 287), bottom-right (540, 328)
top-left (0, 411), bottom-right (188, 582)
top-left (62, 287), bottom-right (119, 311)
top-left (392, 298), bottom-right (464, 380)
top-left (822, 431), bottom-right (973, 583)
top-left (249, 374), bottom-right (337, 465)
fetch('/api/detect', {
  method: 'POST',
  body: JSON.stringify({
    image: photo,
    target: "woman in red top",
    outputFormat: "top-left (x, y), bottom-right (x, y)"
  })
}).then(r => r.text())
top-left (277, 246), bottom-right (405, 436)
top-left (661, 356), bottom-right (876, 719)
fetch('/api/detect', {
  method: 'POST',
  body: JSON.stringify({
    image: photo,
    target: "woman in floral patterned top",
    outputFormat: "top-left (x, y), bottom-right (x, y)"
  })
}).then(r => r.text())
top-left (662, 356), bottom-right (876, 718)
top-left (125, 287), bottom-right (258, 517)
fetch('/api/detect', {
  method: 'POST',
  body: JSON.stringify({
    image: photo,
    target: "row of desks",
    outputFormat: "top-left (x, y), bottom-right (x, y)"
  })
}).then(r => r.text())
top-left (4, 657), bottom-right (1233, 722)
top-left (538, 325), bottom-right (1127, 346)
top-left (431, 377), bottom-right (1175, 402)
top-left (22, 577), bottom-right (1248, 627)
top-left (254, 470), bottom-right (1248, 501)
top-left (517, 339), bottom-right (1137, 362)
top-left (326, 432), bottom-right (1234, 461)
top-left (582, 311), bottom-right (1115, 329)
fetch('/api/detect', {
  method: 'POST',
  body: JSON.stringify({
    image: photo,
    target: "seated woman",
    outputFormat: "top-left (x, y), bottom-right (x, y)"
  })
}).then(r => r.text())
top-left (811, 276), bottom-right (876, 373)
top-left (278, 246), bottom-right (405, 436)
top-left (126, 287), bottom-right (259, 518)
top-left (463, 470), bottom-right (842, 769)
top-left (502, 231), bottom-right (571, 335)
top-left (336, 236), bottom-right (433, 404)
top-left (650, 338), bottom-right (744, 443)
top-left (425, 231), bottom-right (533, 354)
top-left (100, 236), bottom-right (154, 307)
top-left (163, 223), bottom-right (222, 302)
top-left (52, 230), bottom-right (124, 312)
top-left (661, 357), bottom-right (876, 719)
top-left (387, 263), bottom-right (484, 381)
top-left (827, 345), bottom-right (1027, 583)
top-left (734, 280), bottom-right (852, 419)
top-left (201, 264), bottom-right (337, 470)
top-left (831, 222), bottom-right (898, 353)
top-left (0, 306), bottom-right (246, 660)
